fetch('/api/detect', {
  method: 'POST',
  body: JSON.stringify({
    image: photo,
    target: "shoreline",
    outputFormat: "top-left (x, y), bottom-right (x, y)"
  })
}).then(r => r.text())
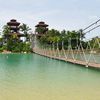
top-left (0, 50), bottom-right (33, 54)
top-left (0, 51), bottom-right (33, 54)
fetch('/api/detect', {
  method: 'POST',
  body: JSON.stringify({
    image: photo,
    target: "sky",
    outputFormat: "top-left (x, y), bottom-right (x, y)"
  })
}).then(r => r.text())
top-left (0, 0), bottom-right (100, 39)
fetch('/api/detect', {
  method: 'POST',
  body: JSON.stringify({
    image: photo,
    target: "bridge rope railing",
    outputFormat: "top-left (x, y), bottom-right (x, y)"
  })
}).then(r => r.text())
top-left (33, 19), bottom-right (100, 67)
top-left (33, 35), bottom-right (100, 67)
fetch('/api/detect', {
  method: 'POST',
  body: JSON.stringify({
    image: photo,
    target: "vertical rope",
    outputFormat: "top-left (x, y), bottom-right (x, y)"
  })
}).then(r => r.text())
top-left (70, 38), bottom-right (75, 61)
top-left (79, 30), bottom-right (88, 66)
top-left (62, 41), bottom-right (67, 59)
top-left (87, 39), bottom-right (97, 64)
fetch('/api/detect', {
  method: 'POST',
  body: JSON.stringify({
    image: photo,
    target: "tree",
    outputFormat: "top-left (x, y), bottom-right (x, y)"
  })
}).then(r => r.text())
top-left (2, 25), bottom-right (10, 35)
top-left (0, 38), bottom-right (3, 47)
top-left (20, 23), bottom-right (31, 35)
top-left (39, 29), bottom-right (86, 50)
top-left (78, 29), bottom-right (85, 40)
top-left (20, 24), bottom-right (31, 41)
top-left (89, 37), bottom-right (100, 49)
top-left (36, 27), bottom-right (47, 34)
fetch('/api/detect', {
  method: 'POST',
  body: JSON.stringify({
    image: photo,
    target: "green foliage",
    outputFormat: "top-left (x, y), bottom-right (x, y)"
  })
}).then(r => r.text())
top-left (36, 27), bottom-right (46, 34)
top-left (0, 44), bottom-right (7, 52)
top-left (6, 38), bottom-right (31, 53)
top-left (2, 25), bottom-right (10, 35)
top-left (22, 42), bottom-right (31, 52)
top-left (0, 23), bottom-right (32, 53)
top-left (0, 34), bottom-right (32, 53)
top-left (0, 38), bottom-right (3, 50)
top-left (0, 47), bottom-right (4, 52)
top-left (20, 23), bottom-right (31, 41)
top-left (89, 37), bottom-right (100, 49)
top-left (20, 23), bottom-right (31, 34)
top-left (39, 29), bottom-right (83, 50)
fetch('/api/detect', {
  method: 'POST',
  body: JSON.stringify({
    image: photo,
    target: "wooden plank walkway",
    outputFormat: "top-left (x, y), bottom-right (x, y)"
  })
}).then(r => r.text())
top-left (34, 51), bottom-right (100, 68)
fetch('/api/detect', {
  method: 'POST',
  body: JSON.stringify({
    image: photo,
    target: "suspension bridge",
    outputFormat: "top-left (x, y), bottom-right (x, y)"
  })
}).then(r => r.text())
top-left (33, 19), bottom-right (100, 68)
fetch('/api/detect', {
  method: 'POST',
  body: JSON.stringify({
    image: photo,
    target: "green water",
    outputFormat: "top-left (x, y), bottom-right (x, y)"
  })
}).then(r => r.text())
top-left (0, 54), bottom-right (100, 100)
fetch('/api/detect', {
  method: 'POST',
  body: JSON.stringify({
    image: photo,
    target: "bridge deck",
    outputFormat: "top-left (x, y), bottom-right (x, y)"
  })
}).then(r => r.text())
top-left (34, 51), bottom-right (100, 68)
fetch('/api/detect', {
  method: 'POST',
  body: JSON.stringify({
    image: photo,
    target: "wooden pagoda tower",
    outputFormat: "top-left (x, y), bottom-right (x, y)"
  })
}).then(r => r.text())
top-left (6, 19), bottom-right (24, 38)
top-left (7, 19), bottom-right (20, 33)
top-left (35, 21), bottom-right (49, 36)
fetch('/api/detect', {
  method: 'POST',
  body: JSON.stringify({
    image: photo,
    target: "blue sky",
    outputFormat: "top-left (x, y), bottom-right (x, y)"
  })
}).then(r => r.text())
top-left (0, 0), bottom-right (100, 38)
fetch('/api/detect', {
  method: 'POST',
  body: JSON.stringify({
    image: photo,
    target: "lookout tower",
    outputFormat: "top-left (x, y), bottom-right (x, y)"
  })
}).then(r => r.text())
top-left (7, 19), bottom-right (20, 33)
top-left (6, 19), bottom-right (25, 38)
top-left (35, 21), bottom-right (49, 36)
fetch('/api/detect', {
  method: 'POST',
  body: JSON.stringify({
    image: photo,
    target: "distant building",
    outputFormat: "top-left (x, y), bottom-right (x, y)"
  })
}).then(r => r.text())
top-left (5, 19), bottom-right (25, 40)
top-left (35, 21), bottom-right (49, 36)
top-left (7, 19), bottom-right (20, 33)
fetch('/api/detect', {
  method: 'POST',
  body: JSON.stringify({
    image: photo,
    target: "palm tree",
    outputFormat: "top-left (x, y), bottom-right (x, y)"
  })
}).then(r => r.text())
top-left (20, 23), bottom-right (31, 41)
